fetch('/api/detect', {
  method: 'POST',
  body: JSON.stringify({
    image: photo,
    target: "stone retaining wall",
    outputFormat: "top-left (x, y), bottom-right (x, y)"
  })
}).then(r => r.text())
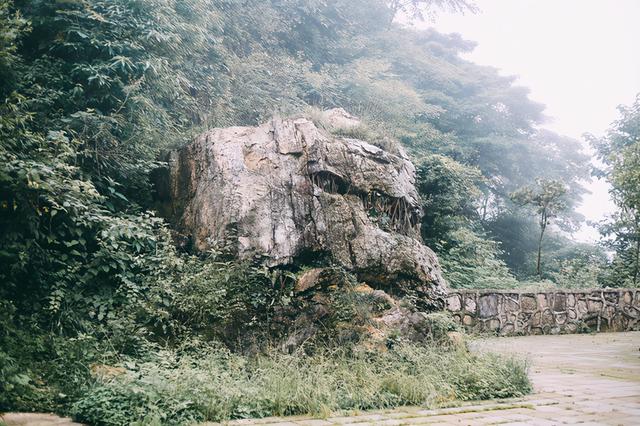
top-left (446, 289), bottom-right (640, 335)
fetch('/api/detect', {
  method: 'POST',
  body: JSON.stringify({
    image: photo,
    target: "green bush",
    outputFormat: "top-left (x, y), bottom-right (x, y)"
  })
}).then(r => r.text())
top-left (0, 320), bottom-right (127, 413)
top-left (141, 252), bottom-right (296, 349)
top-left (421, 312), bottom-right (461, 342)
top-left (71, 383), bottom-right (204, 426)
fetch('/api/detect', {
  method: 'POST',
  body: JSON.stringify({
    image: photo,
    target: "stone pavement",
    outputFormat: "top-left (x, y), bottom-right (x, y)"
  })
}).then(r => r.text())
top-left (2, 332), bottom-right (638, 426)
top-left (207, 332), bottom-right (640, 426)
top-left (0, 413), bottom-right (82, 426)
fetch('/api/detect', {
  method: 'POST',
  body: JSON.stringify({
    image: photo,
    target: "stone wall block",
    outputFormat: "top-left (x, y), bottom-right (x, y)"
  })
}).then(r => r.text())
top-left (554, 312), bottom-right (567, 325)
top-left (536, 294), bottom-right (548, 308)
top-left (603, 305), bottom-right (616, 319)
top-left (505, 295), bottom-right (519, 311)
top-left (603, 291), bottom-right (618, 304)
top-left (622, 304), bottom-right (639, 319)
top-left (531, 311), bottom-right (541, 327)
top-left (501, 324), bottom-right (514, 335)
top-left (447, 294), bottom-right (461, 312)
top-left (553, 293), bottom-right (566, 311)
top-left (488, 319), bottom-right (500, 330)
top-left (541, 309), bottom-right (553, 326)
top-left (478, 295), bottom-right (498, 318)
top-left (464, 295), bottom-right (476, 312)
top-left (588, 299), bottom-right (603, 312)
top-left (577, 300), bottom-right (588, 314)
top-left (521, 295), bottom-right (536, 311)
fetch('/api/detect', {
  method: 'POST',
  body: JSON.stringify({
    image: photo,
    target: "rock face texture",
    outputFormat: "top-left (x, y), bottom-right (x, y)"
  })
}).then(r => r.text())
top-left (154, 109), bottom-right (447, 308)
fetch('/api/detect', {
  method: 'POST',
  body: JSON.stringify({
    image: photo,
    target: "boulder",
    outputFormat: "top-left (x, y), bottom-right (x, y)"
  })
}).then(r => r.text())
top-left (294, 268), bottom-right (326, 293)
top-left (154, 109), bottom-right (447, 308)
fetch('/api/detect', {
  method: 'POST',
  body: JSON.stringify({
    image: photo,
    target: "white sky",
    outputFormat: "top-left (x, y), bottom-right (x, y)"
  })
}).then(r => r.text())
top-left (422, 0), bottom-right (640, 242)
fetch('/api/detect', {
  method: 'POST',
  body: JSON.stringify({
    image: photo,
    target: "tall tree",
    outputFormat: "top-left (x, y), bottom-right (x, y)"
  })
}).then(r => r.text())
top-left (511, 179), bottom-right (568, 278)
top-left (590, 94), bottom-right (640, 286)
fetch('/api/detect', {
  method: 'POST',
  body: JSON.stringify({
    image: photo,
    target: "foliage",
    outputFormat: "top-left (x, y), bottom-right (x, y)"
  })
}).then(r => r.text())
top-left (328, 26), bottom-right (590, 283)
top-left (71, 343), bottom-right (530, 425)
top-left (439, 228), bottom-right (519, 289)
top-left (214, 1), bottom-right (590, 285)
top-left (0, 0), bottom-right (225, 411)
top-left (388, 0), bottom-right (477, 24)
top-left (511, 179), bottom-right (570, 231)
top-left (1, 0), bottom-right (595, 300)
top-left (511, 179), bottom-right (569, 278)
top-left (416, 155), bottom-right (482, 245)
top-left (0, 0), bottom-right (227, 340)
top-left (419, 312), bottom-right (461, 343)
top-left (143, 252), bottom-right (296, 349)
top-left (550, 258), bottom-right (602, 289)
top-left (0, 246), bottom-right (295, 412)
top-left (415, 155), bottom-right (517, 288)
top-left (541, 238), bottom-right (607, 288)
top-left (590, 94), bottom-right (640, 287)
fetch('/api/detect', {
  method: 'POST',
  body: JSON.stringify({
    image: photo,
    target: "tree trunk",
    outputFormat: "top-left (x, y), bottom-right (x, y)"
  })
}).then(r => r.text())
top-left (536, 229), bottom-right (544, 278)
top-left (634, 213), bottom-right (640, 286)
top-left (481, 191), bottom-right (489, 222)
top-left (537, 210), bottom-right (547, 279)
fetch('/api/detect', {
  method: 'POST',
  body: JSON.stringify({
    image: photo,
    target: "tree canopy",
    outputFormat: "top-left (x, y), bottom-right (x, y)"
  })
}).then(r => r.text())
top-left (590, 95), bottom-right (640, 286)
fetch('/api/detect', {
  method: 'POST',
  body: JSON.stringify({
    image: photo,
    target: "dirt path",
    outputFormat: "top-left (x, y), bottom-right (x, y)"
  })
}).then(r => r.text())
top-left (3, 332), bottom-right (639, 425)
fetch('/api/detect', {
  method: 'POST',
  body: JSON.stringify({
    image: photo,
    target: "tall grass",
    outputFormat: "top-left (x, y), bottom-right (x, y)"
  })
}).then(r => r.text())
top-left (71, 343), bottom-right (531, 425)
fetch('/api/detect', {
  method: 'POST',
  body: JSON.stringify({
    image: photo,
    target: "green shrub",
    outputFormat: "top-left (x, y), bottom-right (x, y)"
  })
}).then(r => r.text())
top-left (71, 383), bottom-right (204, 426)
top-left (142, 253), bottom-right (295, 349)
top-left (422, 312), bottom-right (461, 342)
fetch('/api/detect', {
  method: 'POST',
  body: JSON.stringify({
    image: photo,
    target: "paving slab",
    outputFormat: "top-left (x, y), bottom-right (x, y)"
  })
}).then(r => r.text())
top-left (0, 414), bottom-right (82, 426)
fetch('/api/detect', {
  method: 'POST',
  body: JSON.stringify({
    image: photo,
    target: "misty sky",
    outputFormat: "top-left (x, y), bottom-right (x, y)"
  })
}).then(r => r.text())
top-left (422, 0), bottom-right (640, 242)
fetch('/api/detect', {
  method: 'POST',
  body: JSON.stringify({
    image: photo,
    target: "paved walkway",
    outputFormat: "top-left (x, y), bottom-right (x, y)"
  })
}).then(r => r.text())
top-left (209, 332), bottom-right (640, 426)
top-left (2, 332), bottom-right (638, 426)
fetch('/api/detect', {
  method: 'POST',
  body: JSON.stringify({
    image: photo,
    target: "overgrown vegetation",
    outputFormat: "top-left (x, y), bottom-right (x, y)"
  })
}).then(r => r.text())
top-left (0, 0), bottom-right (636, 423)
top-left (71, 344), bottom-right (529, 425)
top-left (590, 95), bottom-right (640, 287)
top-left (73, 346), bottom-right (529, 424)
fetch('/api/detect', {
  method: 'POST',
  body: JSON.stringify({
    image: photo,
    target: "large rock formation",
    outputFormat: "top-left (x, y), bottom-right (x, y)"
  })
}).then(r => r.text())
top-left (154, 109), bottom-right (447, 308)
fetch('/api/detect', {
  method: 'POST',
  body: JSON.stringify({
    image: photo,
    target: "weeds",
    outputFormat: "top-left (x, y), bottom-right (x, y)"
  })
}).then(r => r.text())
top-left (71, 343), bottom-right (531, 425)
